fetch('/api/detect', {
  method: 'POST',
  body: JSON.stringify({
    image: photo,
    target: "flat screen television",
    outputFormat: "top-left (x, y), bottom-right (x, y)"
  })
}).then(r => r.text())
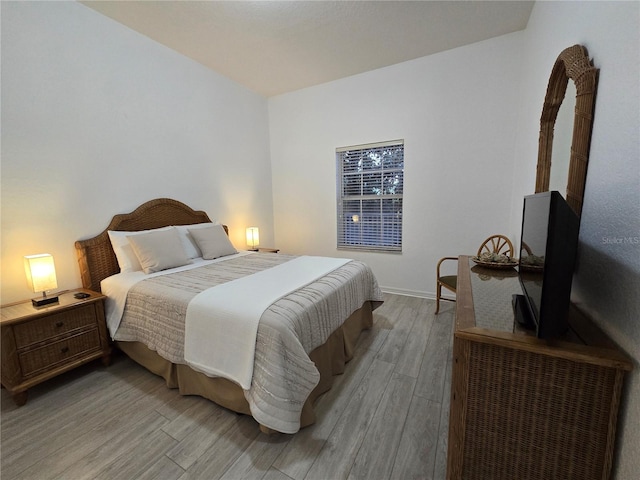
top-left (514, 191), bottom-right (580, 339)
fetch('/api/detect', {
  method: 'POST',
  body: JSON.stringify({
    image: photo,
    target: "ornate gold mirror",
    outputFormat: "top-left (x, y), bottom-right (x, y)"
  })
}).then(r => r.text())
top-left (535, 44), bottom-right (599, 217)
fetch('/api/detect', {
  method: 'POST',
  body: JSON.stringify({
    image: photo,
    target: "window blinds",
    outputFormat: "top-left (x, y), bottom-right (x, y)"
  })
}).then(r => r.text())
top-left (336, 140), bottom-right (404, 252)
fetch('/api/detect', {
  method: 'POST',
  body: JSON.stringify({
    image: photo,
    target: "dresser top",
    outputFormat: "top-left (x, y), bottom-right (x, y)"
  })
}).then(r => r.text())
top-left (1, 289), bottom-right (104, 325)
top-left (456, 255), bottom-right (632, 371)
top-left (468, 259), bottom-right (522, 334)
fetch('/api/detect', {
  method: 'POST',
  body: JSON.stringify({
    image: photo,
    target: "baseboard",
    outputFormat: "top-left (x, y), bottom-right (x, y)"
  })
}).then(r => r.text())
top-left (379, 286), bottom-right (454, 301)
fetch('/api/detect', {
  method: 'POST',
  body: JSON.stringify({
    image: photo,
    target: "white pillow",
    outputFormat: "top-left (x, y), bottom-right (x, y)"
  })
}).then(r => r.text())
top-left (174, 222), bottom-right (218, 258)
top-left (188, 225), bottom-right (237, 260)
top-left (108, 226), bottom-right (173, 273)
top-left (126, 228), bottom-right (192, 274)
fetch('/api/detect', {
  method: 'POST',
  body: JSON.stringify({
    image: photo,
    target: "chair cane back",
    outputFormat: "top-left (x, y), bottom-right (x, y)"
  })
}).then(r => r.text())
top-left (435, 235), bottom-right (514, 314)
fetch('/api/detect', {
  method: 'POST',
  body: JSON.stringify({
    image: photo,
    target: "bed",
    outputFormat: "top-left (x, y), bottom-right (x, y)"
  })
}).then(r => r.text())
top-left (74, 198), bottom-right (383, 434)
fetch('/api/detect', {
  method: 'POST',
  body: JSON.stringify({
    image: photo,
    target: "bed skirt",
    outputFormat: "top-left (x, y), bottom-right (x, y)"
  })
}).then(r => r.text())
top-left (115, 300), bottom-right (374, 432)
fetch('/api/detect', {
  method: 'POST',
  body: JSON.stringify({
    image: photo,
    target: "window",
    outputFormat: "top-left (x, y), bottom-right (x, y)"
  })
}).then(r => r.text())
top-left (336, 140), bottom-right (404, 252)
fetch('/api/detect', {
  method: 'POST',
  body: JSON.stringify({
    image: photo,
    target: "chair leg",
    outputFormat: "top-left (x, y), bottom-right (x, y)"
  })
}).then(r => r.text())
top-left (435, 283), bottom-right (441, 314)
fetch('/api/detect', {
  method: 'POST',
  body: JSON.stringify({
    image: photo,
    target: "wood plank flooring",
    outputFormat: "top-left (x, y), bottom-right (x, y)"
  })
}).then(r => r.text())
top-left (1, 294), bottom-right (455, 480)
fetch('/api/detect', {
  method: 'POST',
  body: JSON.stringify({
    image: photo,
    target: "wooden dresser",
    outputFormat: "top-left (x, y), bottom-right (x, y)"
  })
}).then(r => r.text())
top-left (1, 289), bottom-right (111, 406)
top-left (447, 256), bottom-right (632, 480)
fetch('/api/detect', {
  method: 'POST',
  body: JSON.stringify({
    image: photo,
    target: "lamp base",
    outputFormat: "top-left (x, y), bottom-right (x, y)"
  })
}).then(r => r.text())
top-left (32, 295), bottom-right (59, 307)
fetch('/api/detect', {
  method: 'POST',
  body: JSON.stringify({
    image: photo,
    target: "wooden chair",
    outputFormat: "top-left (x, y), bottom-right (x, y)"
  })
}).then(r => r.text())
top-left (435, 234), bottom-right (514, 314)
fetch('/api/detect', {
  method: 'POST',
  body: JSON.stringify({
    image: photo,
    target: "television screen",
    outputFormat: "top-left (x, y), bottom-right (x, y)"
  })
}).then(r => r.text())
top-left (517, 191), bottom-right (580, 339)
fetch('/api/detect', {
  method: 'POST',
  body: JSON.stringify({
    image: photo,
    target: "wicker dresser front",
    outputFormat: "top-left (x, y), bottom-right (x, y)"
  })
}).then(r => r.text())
top-left (447, 256), bottom-right (631, 480)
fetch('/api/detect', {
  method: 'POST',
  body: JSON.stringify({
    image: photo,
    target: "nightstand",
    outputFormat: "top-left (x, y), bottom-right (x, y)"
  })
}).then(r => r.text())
top-left (1, 289), bottom-right (111, 406)
top-left (248, 248), bottom-right (280, 253)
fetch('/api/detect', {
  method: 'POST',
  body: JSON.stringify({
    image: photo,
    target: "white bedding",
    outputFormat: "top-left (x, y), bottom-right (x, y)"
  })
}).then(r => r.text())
top-left (101, 252), bottom-right (383, 433)
top-left (184, 255), bottom-right (349, 389)
top-left (101, 251), bottom-right (252, 335)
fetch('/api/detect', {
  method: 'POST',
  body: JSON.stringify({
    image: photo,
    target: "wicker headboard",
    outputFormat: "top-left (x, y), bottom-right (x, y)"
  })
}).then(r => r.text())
top-left (74, 198), bottom-right (227, 292)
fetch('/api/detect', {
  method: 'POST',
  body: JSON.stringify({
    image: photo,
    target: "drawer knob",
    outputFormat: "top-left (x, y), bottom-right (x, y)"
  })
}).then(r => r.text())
top-left (61, 346), bottom-right (69, 354)
top-left (55, 321), bottom-right (64, 328)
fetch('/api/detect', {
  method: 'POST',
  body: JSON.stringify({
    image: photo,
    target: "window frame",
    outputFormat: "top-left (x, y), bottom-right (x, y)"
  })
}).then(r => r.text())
top-left (336, 139), bottom-right (404, 253)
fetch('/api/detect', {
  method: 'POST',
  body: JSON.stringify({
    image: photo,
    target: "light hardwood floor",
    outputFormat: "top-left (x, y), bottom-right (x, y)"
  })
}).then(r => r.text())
top-left (1, 294), bottom-right (455, 480)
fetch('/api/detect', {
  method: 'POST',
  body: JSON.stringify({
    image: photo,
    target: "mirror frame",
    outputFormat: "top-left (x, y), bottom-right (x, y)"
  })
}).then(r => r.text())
top-left (535, 44), bottom-right (599, 217)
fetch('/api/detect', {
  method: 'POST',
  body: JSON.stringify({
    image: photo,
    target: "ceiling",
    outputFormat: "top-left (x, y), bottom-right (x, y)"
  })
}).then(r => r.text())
top-left (81, 1), bottom-right (534, 97)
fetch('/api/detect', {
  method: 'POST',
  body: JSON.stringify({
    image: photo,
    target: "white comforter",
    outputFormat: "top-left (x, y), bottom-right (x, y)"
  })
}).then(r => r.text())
top-left (184, 255), bottom-right (349, 389)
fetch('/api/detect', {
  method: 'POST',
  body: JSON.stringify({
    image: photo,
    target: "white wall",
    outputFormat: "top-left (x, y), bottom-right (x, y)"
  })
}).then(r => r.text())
top-left (513, 2), bottom-right (640, 478)
top-left (269, 32), bottom-right (525, 296)
top-left (2, 1), bottom-right (638, 477)
top-left (1, 1), bottom-right (273, 303)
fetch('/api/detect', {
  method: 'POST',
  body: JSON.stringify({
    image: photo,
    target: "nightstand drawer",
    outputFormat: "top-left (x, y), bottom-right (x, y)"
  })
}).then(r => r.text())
top-left (13, 304), bottom-right (97, 348)
top-left (18, 329), bottom-right (101, 377)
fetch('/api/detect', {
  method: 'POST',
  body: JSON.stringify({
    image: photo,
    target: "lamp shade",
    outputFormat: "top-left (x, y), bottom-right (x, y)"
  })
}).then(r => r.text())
top-left (24, 254), bottom-right (58, 293)
top-left (246, 227), bottom-right (260, 249)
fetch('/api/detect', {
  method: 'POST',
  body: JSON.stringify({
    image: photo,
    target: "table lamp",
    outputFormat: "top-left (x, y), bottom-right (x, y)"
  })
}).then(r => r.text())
top-left (246, 227), bottom-right (260, 250)
top-left (24, 254), bottom-right (59, 306)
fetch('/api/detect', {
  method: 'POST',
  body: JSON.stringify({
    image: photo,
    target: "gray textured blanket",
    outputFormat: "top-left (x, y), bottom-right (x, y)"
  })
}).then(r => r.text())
top-left (114, 253), bottom-right (383, 433)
